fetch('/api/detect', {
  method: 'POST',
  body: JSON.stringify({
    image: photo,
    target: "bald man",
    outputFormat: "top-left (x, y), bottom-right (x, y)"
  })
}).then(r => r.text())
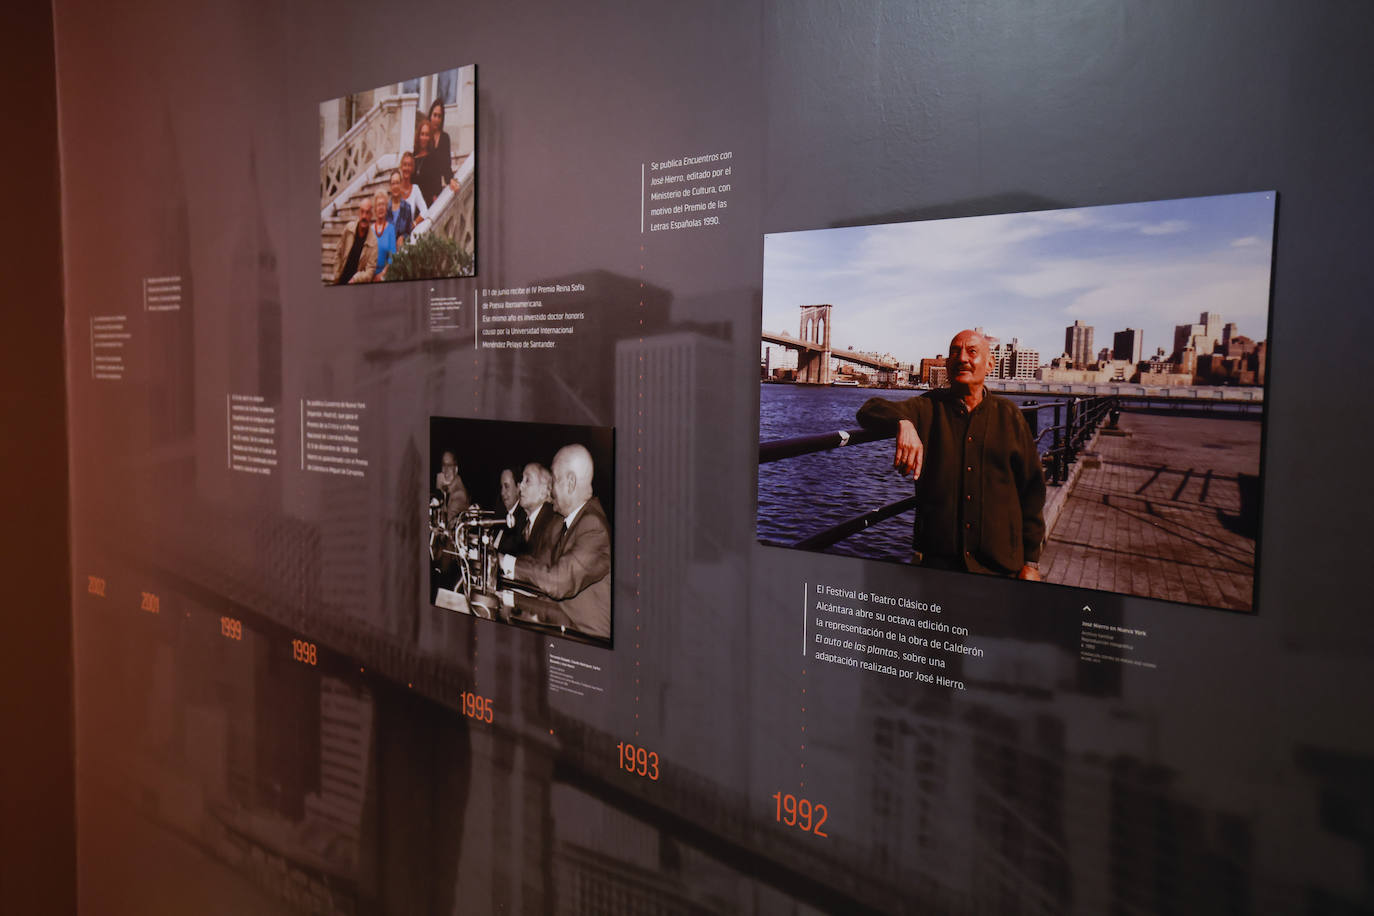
top-left (857, 329), bottom-right (1046, 580)
top-left (332, 195), bottom-right (377, 284)
top-left (500, 444), bottom-right (611, 639)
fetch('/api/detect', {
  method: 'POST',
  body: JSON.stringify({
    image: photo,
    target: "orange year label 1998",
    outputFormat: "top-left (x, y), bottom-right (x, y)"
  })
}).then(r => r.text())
top-left (291, 639), bottom-right (317, 665)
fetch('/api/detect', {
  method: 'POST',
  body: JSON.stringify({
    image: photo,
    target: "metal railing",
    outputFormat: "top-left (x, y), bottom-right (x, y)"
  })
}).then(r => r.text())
top-left (759, 395), bottom-right (1118, 551)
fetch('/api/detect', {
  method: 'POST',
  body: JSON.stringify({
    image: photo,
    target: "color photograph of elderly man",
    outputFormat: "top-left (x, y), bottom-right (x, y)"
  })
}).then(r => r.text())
top-left (757, 192), bottom-right (1276, 612)
top-left (857, 329), bottom-right (1046, 579)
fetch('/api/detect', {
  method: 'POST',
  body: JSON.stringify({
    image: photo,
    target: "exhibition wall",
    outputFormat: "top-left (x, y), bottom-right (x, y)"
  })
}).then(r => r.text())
top-left (29, 0), bottom-right (1374, 912)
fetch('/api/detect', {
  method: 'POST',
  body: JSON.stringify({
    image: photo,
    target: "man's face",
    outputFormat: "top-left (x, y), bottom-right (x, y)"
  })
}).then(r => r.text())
top-left (357, 198), bottom-right (373, 230)
top-left (441, 452), bottom-right (456, 476)
top-left (519, 465), bottom-right (548, 511)
top-left (389, 173), bottom-right (402, 201)
top-left (499, 470), bottom-right (519, 511)
top-left (948, 332), bottom-right (989, 388)
top-left (549, 458), bottom-right (570, 515)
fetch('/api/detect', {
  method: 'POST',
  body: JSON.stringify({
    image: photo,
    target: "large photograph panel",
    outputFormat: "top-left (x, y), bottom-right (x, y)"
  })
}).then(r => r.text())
top-left (320, 65), bottom-right (476, 286)
top-left (758, 192), bottom-right (1276, 612)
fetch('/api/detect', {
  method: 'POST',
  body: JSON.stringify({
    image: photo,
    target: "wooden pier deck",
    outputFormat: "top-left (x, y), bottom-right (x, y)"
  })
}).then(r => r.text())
top-left (1040, 411), bottom-right (1262, 611)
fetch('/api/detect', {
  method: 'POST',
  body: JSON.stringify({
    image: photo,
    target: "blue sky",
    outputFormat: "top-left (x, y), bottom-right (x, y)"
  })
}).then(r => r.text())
top-left (762, 192), bottom-right (1275, 365)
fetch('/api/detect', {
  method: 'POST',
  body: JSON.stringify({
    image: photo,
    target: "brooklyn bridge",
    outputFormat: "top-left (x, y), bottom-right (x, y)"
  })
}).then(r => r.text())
top-left (761, 304), bottom-right (898, 384)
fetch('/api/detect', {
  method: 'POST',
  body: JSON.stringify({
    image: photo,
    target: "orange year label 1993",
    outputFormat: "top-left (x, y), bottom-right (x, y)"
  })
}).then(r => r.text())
top-left (616, 741), bottom-right (659, 780)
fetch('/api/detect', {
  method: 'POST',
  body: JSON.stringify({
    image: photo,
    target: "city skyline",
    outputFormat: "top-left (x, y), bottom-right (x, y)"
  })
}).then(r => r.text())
top-left (762, 192), bottom-right (1275, 367)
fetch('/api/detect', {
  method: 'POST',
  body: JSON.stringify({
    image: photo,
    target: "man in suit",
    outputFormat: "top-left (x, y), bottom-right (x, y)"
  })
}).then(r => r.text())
top-left (500, 444), bottom-right (611, 640)
top-left (511, 462), bottom-right (563, 562)
top-left (492, 467), bottom-right (527, 553)
top-left (434, 450), bottom-right (469, 526)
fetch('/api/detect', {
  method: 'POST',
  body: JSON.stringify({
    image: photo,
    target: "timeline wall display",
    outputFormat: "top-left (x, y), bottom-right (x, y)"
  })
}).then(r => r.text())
top-left (53, 0), bottom-right (1374, 913)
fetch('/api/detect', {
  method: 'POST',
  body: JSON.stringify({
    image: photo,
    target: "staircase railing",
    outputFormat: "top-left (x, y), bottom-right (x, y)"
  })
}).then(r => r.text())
top-left (412, 153), bottom-right (476, 258)
top-left (320, 93), bottom-right (419, 212)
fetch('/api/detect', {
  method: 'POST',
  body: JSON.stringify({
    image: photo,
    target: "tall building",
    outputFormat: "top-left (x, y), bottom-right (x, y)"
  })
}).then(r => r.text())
top-left (1222, 322), bottom-right (1239, 348)
top-left (919, 355), bottom-right (947, 386)
top-left (1174, 312), bottom-right (1223, 361)
top-left (1065, 320), bottom-right (1094, 369)
top-left (1011, 344), bottom-right (1040, 379)
top-left (1113, 328), bottom-right (1144, 364)
top-left (990, 339), bottom-right (1040, 380)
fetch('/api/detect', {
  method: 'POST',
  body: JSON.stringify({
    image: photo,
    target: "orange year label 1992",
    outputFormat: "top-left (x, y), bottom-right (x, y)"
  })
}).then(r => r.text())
top-left (772, 792), bottom-right (828, 837)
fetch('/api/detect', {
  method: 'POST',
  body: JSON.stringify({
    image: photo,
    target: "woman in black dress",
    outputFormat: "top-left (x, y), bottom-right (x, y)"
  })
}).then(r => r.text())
top-left (415, 99), bottom-right (462, 207)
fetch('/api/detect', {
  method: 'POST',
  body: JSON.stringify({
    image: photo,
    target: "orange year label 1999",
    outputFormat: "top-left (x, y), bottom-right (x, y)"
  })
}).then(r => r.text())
top-left (291, 639), bottom-right (317, 665)
top-left (220, 616), bottom-right (242, 641)
top-left (140, 591), bottom-right (160, 613)
top-left (772, 792), bottom-right (828, 838)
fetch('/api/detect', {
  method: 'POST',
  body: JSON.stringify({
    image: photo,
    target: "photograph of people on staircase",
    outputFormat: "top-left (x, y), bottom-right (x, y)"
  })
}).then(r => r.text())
top-left (319, 65), bottom-right (476, 285)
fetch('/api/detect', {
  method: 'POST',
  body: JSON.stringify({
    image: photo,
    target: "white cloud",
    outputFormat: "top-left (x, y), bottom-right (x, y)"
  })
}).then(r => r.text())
top-left (762, 197), bottom-right (1273, 364)
top-left (1139, 219), bottom-right (1190, 236)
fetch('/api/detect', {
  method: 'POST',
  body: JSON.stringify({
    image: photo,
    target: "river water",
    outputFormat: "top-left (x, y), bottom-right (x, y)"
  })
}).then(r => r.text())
top-left (756, 384), bottom-right (1057, 561)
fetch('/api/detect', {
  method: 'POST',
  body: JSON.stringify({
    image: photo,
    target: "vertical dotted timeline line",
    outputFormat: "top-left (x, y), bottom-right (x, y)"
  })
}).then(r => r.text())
top-left (473, 292), bottom-right (481, 689)
top-left (801, 581), bottom-right (808, 791)
top-left (634, 247), bottom-right (645, 737)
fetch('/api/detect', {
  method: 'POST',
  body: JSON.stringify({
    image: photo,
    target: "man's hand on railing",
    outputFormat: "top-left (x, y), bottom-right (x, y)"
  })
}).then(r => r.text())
top-left (894, 419), bottom-right (924, 479)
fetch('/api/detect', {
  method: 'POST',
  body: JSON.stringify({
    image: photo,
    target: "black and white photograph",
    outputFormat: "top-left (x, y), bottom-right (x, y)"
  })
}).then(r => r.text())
top-left (429, 416), bottom-right (614, 646)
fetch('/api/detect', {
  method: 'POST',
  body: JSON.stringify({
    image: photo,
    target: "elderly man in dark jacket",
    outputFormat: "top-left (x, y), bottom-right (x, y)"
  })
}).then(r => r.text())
top-left (857, 329), bottom-right (1046, 579)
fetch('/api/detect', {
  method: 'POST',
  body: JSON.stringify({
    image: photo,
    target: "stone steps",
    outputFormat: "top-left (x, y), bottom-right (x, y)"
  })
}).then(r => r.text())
top-left (320, 153), bottom-right (468, 282)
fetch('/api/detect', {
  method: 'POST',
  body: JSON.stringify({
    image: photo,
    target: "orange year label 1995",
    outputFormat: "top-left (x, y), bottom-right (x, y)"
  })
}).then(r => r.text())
top-left (459, 691), bottom-right (493, 723)
top-left (140, 591), bottom-right (160, 613)
top-left (220, 616), bottom-right (242, 641)
top-left (616, 742), bottom-right (659, 780)
top-left (87, 576), bottom-right (106, 597)
top-left (291, 639), bottom-right (317, 665)
top-left (772, 792), bottom-right (829, 837)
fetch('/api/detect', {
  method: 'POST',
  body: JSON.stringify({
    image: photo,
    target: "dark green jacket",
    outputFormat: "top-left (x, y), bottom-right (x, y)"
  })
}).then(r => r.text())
top-left (857, 389), bottom-right (1046, 575)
